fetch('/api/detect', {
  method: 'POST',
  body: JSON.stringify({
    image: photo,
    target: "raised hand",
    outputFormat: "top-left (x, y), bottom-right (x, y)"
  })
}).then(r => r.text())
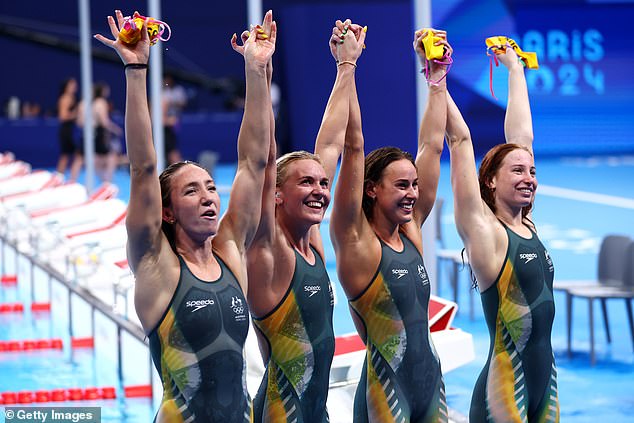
top-left (413, 28), bottom-right (452, 71)
top-left (330, 19), bottom-right (366, 65)
top-left (230, 30), bottom-right (251, 56)
top-left (496, 46), bottom-right (522, 70)
top-left (231, 10), bottom-right (276, 71)
top-left (329, 19), bottom-right (349, 61)
top-left (94, 10), bottom-right (150, 65)
top-left (231, 10), bottom-right (275, 84)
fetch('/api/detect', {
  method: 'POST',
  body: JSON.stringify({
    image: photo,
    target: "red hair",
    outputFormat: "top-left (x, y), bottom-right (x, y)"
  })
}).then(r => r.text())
top-left (478, 143), bottom-right (533, 219)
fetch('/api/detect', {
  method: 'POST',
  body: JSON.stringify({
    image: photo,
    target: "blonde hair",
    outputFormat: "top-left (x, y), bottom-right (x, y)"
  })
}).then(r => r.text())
top-left (275, 151), bottom-right (323, 187)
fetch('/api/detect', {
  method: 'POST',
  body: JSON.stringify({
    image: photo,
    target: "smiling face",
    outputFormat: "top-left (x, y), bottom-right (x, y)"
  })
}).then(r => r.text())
top-left (162, 163), bottom-right (220, 240)
top-left (367, 159), bottom-right (419, 225)
top-left (490, 148), bottom-right (537, 210)
top-left (276, 159), bottom-right (330, 226)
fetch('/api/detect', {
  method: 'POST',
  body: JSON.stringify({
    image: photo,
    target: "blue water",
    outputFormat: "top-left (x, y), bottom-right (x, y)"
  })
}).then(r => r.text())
top-left (2, 156), bottom-right (634, 421)
top-left (0, 250), bottom-right (154, 421)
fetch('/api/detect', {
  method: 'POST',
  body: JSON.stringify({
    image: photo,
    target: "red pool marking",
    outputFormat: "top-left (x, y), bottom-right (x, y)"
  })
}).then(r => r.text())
top-left (29, 183), bottom-right (118, 218)
top-left (101, 387), bottom-right (117, 399)
top-left (66, 210), bottom-right (127, 238)
top-left (0, 338), bottom-right (64, 352)
top-left (124, 384), bottom-right (152, 398)
top-left (114, 259), bottom-right (129, 269)
top-left (334, 333), bottom-right (365, 356)
top-left (50, 389), bottom-right (66, 402)
top-left (1, 274), bottom-right (17, 285)
top-left (34, 390), bottom-right (50, 402)
top-left (0, 386), bottom-right (118, 404)
top-left (1, 391), bottom-right (17, 404)
top-left (428, 296), bottom-right (458, 332)
top-left (31, 302), bottom-right (51, 312)
top-left (83, 387), bottom-right (100, 400)
top-left (71, 337), bottom-right (94, 348)
top-left (22, 340), bottom-right (36, 350)
top-left (17, 391), bottom-right (33, 404)
top-left (0, 171), bottom-right (63, 201)
top-left (67, 388), bottom-right (83, 401)
top-left (0, 302), bottom-right (24, 313)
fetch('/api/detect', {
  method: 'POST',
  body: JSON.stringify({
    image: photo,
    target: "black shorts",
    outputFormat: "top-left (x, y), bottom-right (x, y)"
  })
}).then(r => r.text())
top-left (58, 121), bottom-right (76, 154)
top-left (95, 126), bottom-right (111, 155)
top-left (76, 126), bottom-right (111, 155)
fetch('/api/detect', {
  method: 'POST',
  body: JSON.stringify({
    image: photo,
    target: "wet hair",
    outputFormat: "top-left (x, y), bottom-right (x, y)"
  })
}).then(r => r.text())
top-left (158, 161), bottom-right (210, 252)
top-left (478, 143), bottom-right (534, 219)
top-left (362, 146), bottom-right (415, 221)
top-left (275, 151), bottom-right (323, 187)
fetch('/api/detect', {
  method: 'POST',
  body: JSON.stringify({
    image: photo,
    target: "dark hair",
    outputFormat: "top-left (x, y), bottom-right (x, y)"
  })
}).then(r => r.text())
top-left (59, 78), bottom-right (76, 97)
top-left (275, 151), bottom-right (322, 187)
top-left (93, 82), bottom-right (108, 99)
top-left (362, 146), bottom-right (415, 220)
top-left (478, 143), bottom-right (533, 219)
top-left (159, 161), bottom-right (210, 252)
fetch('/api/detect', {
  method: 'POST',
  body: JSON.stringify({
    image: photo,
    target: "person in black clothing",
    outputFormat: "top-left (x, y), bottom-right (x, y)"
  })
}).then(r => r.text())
top-left (56, 78), bottom-right (82, 181)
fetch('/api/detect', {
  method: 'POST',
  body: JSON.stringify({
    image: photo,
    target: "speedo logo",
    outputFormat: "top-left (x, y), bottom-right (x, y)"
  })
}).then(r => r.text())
top-left (392, 269), bottom-right (409, 279)
top-left (186, 299), bottom-right (215, 312)
top-left (304, 285), bottom-right (321, 297)
top-left (519, 253), bottom-right (538, 264)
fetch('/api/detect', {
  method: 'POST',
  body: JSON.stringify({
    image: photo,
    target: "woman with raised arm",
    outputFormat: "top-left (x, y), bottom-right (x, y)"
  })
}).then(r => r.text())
top-left (445, 44), bottom-right (559, 422)
top-left (95, 10), bottom-right (275, 422)
top-left (232, 18), bottom-right (365, 423)
top-left (76, 82), bottom-right (123, 183)
top-left (330, 28), bottom-right (451, 423)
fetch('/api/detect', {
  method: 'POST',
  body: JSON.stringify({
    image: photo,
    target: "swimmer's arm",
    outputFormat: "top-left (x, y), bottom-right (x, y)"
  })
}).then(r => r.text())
top-left (218, 24), bottom-right (275, 252)
top-left (314, 63), bottom-right (354, 185)
top-left (246, 109), bottom-right (276, 290)
top-left (315, 21), bottom-right (366, 186)
top-left (250, 105), bottom-right (277, 248)
top-left (88, 13), bottom-right (165, 268)
top-left (501, 50), bottom-right (533, 152)
top-left (330, 67), bottom-right (368, 248)
top-left (446, 92), bottom-right (489, 243)
top-left (414, 30), bottom-right (450, 227)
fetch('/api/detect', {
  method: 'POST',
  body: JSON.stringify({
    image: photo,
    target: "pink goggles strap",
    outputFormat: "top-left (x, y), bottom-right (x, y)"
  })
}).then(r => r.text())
top-left (422, 54), bottom-right (453, 86)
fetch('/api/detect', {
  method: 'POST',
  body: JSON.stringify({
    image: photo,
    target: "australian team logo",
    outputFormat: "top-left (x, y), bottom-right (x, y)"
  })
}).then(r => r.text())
top-left (231, 296), bottom-right (247, 322)
top-left (544, 249), bottom-right (554, 272)
top-left (417, 264), bottom-right (429, 286)
top-left (327, 282), bottom-right (335, 306)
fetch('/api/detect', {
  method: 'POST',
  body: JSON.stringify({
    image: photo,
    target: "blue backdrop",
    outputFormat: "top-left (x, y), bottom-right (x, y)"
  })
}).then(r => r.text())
top-left (1, 0), bottom-right (632, 167)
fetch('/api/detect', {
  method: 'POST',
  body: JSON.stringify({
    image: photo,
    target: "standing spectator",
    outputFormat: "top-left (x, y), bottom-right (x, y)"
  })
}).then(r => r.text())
top-left (77, 82), bottom-right (123, 183)
top-left (56, 78), bottom-right (83, 181)
top-left (162, 73), bottom-right (186, 164)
